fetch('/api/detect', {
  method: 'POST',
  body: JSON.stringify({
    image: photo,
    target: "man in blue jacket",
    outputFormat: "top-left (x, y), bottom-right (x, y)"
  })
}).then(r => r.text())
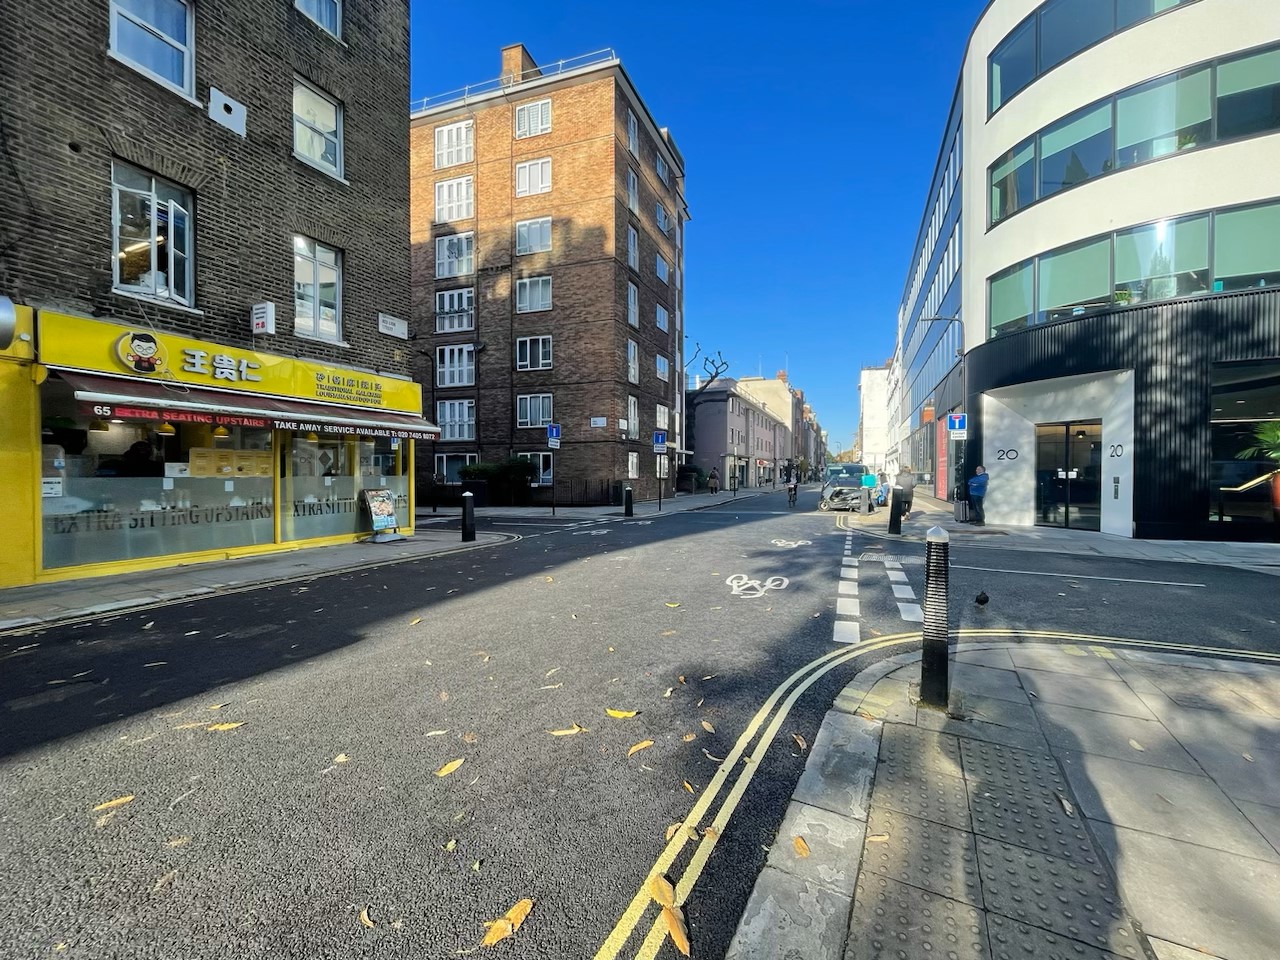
top-left (967, 466), bottom-right (989, 525)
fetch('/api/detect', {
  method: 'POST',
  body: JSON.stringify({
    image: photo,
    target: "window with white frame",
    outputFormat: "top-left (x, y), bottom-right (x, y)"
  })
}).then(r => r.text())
top-left (436, 344), bottom-right (475, 387)
top-left (435, 287), bottom-right (474, 332)
top-left (436, 233), bottom-right (474, 278)
top-left (515, 158), bottom-right (551, 197)
top-left (516, 335), bottom-right (553, 370)
top-left (656, 455), bottom-right (669, 479)
top-left (656, 154), bottom-right (669, 184)
top-left (627, 109), bottom-right (639, 156)
top-left (627, 225), bottom-right (639, 269)
top-left (295, 0), bottom-right (340, 36)
top-left (627, 282), bottom-right (639, 326)
top-left (516, 217), bottom-right (552, 255)
top-left (293, 235), bottom-right (341, 341)
top-left (655, 254), bottom-right (669, 283)
top-left (655, 203), bottom-right (670, 234)
top-left (627, 339), bottom-right (639, 383)
top-left (435, 176), bottom-right (473, 222)
top-left (435, 120), bottom-right (473, 168)
top-left (293, 78), bottom-right (343, 177)
top-left (516, 276), bottom-right (552, 313)
top-left (656, 304), bottom-right (669, 331)
top-left (434, 453), bottom-right (477, 483)
top-left (112, 162), bottom-right (193, 306)
top-left (516, 393), bottom-right (553, 428)
top-left (626, 168), bottom-right (639, 213)
top-left (516, 452), bottom-right (553, 485)
top-left (436, 399), bottom-right (476, 441)
top-left (627, 451), bottom-right (639, 478)
top-left (109, 0), bottom-right (194, 96)
top-left (515, 99), bottom-right (551, 138)
top-left (656, 404), bottom-right (669, 430)
top-left (656, 355), bottom-right (670, 381)
top-left (628, 395), bottom-right (640, 439)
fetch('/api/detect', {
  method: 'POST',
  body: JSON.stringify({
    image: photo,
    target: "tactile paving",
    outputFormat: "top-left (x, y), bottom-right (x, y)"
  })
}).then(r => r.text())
top-left (879, 722), bottom-right (964, 780)
top-left (846, 873), bottom-right (990, 960)
top-left (862, 806), bottom-right (981, 905)
top-left (961, 740), bottom-right (1097, 864)
top-left (976, 836), bottom-right (1141, 958)
top-left (986, 913), bottom-right (1135, 960)
top-left (873, 762), bottom-right (973, 831)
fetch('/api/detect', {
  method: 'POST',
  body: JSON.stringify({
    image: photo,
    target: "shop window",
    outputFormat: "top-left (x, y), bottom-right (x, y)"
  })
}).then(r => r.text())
top-left (1216, 46), bottom-right (1280, 140)
top-left (294, 235), bottom-right (342, 341)
top-left (1039, 102), bottom-right (1112, 198)
top-left (112, 162), bottom-right (193, 306)
top-left (283, 434), bottom-right (405, 542)
top-left (1113, 215), bottom-right (1209, 305)
top-left (1115, 67), bottom-right (1212, 167)
top-left (988, 259), bottom-right (1034, 337)
top-left (989, 136), bottom-right (1035, 225)
top-left (1213, 200), bottom-right (1280, 292)
top-left (1038, 0), bottom-right (1113, 74)
top-left (1209, 360), bottom-right (1280, 537)
top-left (1037, 237), bottom-right (1110, 323)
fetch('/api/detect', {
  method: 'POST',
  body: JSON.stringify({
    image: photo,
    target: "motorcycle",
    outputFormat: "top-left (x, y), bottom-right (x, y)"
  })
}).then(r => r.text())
top-left (818, 485), bottom-right (867, 512)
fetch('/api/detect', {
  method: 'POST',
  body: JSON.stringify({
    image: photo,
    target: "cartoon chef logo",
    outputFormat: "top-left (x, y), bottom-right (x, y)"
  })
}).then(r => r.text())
top-left (116, 331), bottom-right (167, 375)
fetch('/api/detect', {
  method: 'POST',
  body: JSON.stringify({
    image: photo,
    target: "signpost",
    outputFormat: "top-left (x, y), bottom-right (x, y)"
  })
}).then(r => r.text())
top-left (546, 423), bottom-right (562, 516)
top-left (653, 431), bottom-right (668, 510)
top-left (946, 412), bottom-right (967, 441)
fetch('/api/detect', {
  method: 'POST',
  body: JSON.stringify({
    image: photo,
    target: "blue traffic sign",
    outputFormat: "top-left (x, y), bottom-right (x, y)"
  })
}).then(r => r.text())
top-left (547, 423), bottom-right (562, 440)
top-left (946, 413), bottom-right (967, 432)
top-left (652, 431), bottom-right (667, 446)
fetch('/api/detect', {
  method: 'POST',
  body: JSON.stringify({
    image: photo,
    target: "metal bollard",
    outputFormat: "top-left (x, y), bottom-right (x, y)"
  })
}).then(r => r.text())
top-left (461, 491), bottom-right (476, 542)
top-left (624, 486), bottom-right (634, 518)
top-left (919, 525), bottom-right (950, 709)
top-left (887, 487), bottom-right (904, 535)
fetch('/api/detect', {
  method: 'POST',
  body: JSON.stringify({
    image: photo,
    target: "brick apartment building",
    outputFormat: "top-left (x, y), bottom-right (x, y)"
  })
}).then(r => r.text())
top-left (409, 45), bottom-right (687, 502)
top-left (0, 0), bottom-right (435, 589)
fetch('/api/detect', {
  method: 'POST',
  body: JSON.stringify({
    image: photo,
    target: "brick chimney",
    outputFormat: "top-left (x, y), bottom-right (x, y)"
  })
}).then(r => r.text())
top-left (500, 44), bottom-right (541, 86)
top-left (776, 369), bottom-right (787, 382)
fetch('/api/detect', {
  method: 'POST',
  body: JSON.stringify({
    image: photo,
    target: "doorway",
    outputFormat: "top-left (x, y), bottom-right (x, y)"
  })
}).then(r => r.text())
top-left (1035, 421), bottom-right (1102, 530)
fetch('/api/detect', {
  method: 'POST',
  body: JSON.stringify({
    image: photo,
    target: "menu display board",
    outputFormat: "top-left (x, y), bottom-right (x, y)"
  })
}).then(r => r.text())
top-left (360, 488), bottom-right (398, 532)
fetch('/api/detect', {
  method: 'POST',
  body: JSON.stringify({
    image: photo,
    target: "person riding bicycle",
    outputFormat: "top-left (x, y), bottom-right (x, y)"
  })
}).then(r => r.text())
top-left (786, 478), bottom-right (798, 506)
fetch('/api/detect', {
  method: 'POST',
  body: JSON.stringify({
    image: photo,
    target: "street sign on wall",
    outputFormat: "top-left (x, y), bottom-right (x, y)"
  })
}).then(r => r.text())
top-left (547, 423), bottom-right (562, 449)
top-left (653, 430), bottom-right (667, 454)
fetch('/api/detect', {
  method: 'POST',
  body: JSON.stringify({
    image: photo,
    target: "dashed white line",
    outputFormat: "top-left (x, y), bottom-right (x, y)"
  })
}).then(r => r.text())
top-left (842, 557), bottom-right (858, 566)
top-left (836, 598), bottom-right (860, 617)
top-left (887, 570), bottom-right (908, 583)
top-left (837, 581), bottom-right (858, 597)
top-left (840, 568), bottom-right (859, 581)
top-left (898, 603), bottom-right (924, 622)
top-left (832, 621), bottom-right (861, 645)
top-left (891, 584), bottom-right (916, 600)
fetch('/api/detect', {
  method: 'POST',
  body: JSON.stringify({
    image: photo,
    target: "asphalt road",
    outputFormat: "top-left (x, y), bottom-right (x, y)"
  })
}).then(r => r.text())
top-left (1, 488), bottom-right (1276, 959)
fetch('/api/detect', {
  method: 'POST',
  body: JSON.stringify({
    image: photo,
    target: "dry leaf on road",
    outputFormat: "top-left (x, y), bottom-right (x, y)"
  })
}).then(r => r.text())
top-left (662, 905), bottom-right (691, 957)
top-left (703, 749), bottom-right (724, 763)
top-left (426, 730), bottom-right (449, 737)
top-left (1128, 739), bottom-right (1145, 752)
top-left (701, 720), bottom-right (716, 734)
top-left (541, 683), bottom-right (563, 690)
top-left (665, 822), bottom-right (681, 841)
top-left (792, 836), bottom-right (811, 858)
top-left (435, 758), bottom-right (465, 778)
top-left (663, 687), bottom-right (674, 698)
top-left (92, 795), bottom-right (134, 813)
top-left (628, 740), bottom-right (654, 757)
top-left (792, 733), bottom-right (807, 752)
top-left (702, 825), bottom-right (720, 840)
top-left (334, 754), bottom-right (349, 763)
top-left (1244, 753), bottom-right (1255, 762)
top-left (480, 898), bottom-right (534, 947)
top-left (545, 667), bottom-right (561, 678)
top-left (681, 733), bottom-right (696, 742)
top-left (549, 724), bottom-right (587, 736)
top-left (409, 617), bottom-right (422, 625)
top-left (358, 905), bottom-right (375, 928)
top-left (153, 869), bottom-right (177, 892)
top-left (165, 836), bottom-right (190, 848)
top-left (867, 833), bottom-right (890, 843)
top-left (605, 708), bottom-right (638, 719)
top-left (206, 722), bottom-right (245, 732)
top-left (665, 602), bottom-right (681, 608)
top-left (649, 874), bottom-right (676, 908)
top-left (1056, 793), bottom-right (1076, 817)
top-left (682, 780), bottom-right (695, 794)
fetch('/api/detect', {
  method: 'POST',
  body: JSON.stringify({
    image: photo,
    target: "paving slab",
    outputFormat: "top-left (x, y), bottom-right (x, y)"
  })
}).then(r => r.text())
top-left (1236, 800), bottom-right (1280, 858)
top-left (985, 913), bottom-right (1135, 960)
top-left (871, 762), bottom-right (973, 832)
top-left (792, 711), bottom-right (881, 821)
top-left (1096, 824), bottom-right (1280, 960)
top-left (878, 722), bottom-right (963, 780)
top-left (861, 805), bottom-right (982, 905)
top-left (1147, 939), bottom-right (1229, 960)
top-left (949, 693), bottom-right (1040, 732)
top-left (860, 679), bottom-right (917, 723)
top-left (725, 865), bottom-right (851, 960)
top-left (1032, 702), bottom-right (1199, 772)
top-left (1016, 669), bottom-right (1155, 719)
top-left (954, 648), bottom-right (1016, 670)
top-left (844, 873), bottom-right (989, 960)
top-left (1169, 735), bottom-right (1280, 806)
top-left (915, 710), bottom-right (1050, 752)
top-left (765, 802), bottom-right (865, 898)
top-left (1008, 646), bottom-right (1122, 680)
top-left (1138, 665), bottom-right (1275, 716)
top-left (951, 664), bottom-right (1030, 704)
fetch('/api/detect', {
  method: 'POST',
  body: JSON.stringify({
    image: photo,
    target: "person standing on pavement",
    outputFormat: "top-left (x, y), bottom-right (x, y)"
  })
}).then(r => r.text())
top-left (708, 467), bottom-right (720, 495)
top-left (895, 466), bottom-right (916, 520)
top-left (967, 465), bottom-right (989, 525)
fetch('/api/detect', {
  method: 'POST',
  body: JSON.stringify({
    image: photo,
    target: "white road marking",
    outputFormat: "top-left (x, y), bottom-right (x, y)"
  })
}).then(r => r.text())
top-left (949, 564), bottom-right (1206, 587)
top-left (842, 557), bottom-right (858, 566)
top-left (725, 575), bottom-right (789, 599)
top-left (883, 560), bottom-right (903, 570)
top-left (887, 570), bottom-right (908, 583)
top-left (832, 621), bottom-right (861, 644)
top-left (840, 568), bottom-right (858, 581)
top-left (490, 521), bottom-right (573, 527)
top-left (837, 598), bottom-right (860, 617)
top-left (892, 584), bottom-right (915, 599)
top-left (898, 603), bottom-right (924, 622)
top-left (838, 581), bottom-right (858, 597)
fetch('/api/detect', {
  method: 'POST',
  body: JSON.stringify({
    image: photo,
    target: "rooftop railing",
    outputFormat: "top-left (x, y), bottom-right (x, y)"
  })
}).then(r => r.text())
top-left (410, 49), bottom-right (619, 115)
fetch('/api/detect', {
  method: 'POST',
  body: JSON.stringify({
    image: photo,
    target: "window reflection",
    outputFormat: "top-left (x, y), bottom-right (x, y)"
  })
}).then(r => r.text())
top-left (1210, 361), bottom-right (1280, 538)
top-left (1039, 103), bottom-right (1113, 198)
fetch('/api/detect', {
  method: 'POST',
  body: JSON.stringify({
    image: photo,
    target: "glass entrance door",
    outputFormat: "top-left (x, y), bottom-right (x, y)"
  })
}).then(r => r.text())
top-left (1035, 421), bottom-right (1103, 530)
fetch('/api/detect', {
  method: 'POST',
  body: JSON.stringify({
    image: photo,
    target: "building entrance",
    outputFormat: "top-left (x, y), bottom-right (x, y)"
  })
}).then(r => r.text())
top-left (1035, 421), bottom-right (1102, 530)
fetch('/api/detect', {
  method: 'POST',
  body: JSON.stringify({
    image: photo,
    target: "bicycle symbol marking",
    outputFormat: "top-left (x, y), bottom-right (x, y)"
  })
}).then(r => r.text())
top-left (770, 539), bottom-right (812, 549)
top-left (572, 530), bottom-right (609, 536)
top-left (726, 574), bottom-right (790, 599)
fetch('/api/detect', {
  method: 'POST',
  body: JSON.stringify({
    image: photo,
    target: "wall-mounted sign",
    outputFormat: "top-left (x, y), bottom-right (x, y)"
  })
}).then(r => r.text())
top-left (377, 313), bottom-right (409, 340)
top-left (589, 417), bottom-right (607, 428)
top-left (251, 302), bottom-right (276, 335)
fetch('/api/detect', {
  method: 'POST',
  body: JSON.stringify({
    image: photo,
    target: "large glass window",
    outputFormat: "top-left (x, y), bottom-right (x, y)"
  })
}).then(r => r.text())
top-left (435, 121), bottom-right (473, 169)
top-left (436, 233), bottom-right (474, 279)
top-left (435, 288), bottom-right (474, 332)
top-left (112, 163), bottom-right (193, 305)
top-left (1216, 47), bottom-right (1280, 140)
top-left (989, 137), bottom-right (1035, 225)
top-left (989, 16), bottom-right (1035, 113)
top-left (1117, 0), bottom-right (1188, 29)
top-left (1116, 68), bottom-right (1212, 167)
top-left (1038, 238), bottom-right (1110, 323)
top-left (284, 434), bottom-right (405, 543)
top-left (1039, 0), bottom-right (1113, 73)
top-left (435, 176), bottom-right (474, 223)
top-left (437, 344), bottom-right (476, 387)
top-left (293, 79), bottom-right (343, 178)
top-left (516, 394), bottom-right (553, 428)
top-left (109, 0), bottom-right (193, 96)
top-left (436, 399), bottom-right (475, 441)
top-left (294, 236), bottom-right (341, 341)
top-left (1214, 201), bottom-right (1280, 292)
top-left (516, 217), bottom-right (552, 255)
top-left (1209, 361), bottom-right (1280, 538)
top-left (1113, 215), bottom-right (1209, 304)
top-left (1039, 102), bottom-right (1112, 197)
top-left (988, 260), bottom-right (1034, 337)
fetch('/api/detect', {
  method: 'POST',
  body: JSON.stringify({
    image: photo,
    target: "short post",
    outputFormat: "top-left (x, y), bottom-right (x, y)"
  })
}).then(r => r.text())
top-left (887, 486), bottom-right (904, 535)
top-left (551, 477), bottom-right (556, 518)
top-left (461, 491), bottom-right (476, 542)
top-left (624, 486), bottom-right (634, 518)
top-left (658, 475), bottom-right (663, 512)
top-left (919, 525), bottom-right (950, 709)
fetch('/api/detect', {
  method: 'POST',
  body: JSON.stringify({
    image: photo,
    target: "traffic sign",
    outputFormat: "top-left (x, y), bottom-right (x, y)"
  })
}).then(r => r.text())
top-left (946, 413), bottom-right (967, 432)
top-left (547, 423), bottom-right (561, 450)
top-left (652, 430), bottom-right (667, 454)
top-left (949, 431), bottom-right (967, 441)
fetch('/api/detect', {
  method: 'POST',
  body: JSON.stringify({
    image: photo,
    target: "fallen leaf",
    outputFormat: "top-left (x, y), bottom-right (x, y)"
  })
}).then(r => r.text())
top-left (409, 617), bottom-right (423, 625)
top-left (92, 795), bottom-right (134, 813)
top-left (549, 724), bottom-right (587, 736)
top-left (702, 825), bottom-right (720, 840)
top-left (1244, 753), bottom-right (1255, 763)
top-left (605, 708), bottom-right (638, 719)
top-left (173, 721), bottom-right (205, 730)
top-left (663, 687), bottom-right (674, 698)
top-left (792, 733), bottom-right (808, 752)
top-left (545, 667), bottom-right (561, 678)
top-left (696, 699), bottom-right (704, 707)
top-left (440, 691), bottom-right (450, 702)
top-left (334, 754), bottom-right (350, 763)
top-left (685, 825), bottom-right (699, 840)
top-left (165, 836), bottom-right (191, 848)
top-left (461, 732), bottom-right (478, 744)
top-left (665, 823), bottom-right (681, 841)
top-left (472, 860), bottom-right (482, 872)
top-left (153, 869), bottom-right (177, 892)
top-left (1027, 690), bottom-right (1039, 699)
top-left (858, 711), bottom-right (877, 722)
top-left (665, 602), bottom-right (681, 608)
top-left (678, 676), bottom-right (686, 684)
top-left (208, 703), bottom-right (229, 710)
top-left (628, 740), bottom-right (654, 757)
top-left (206, 722), bottom-right (245, 731)
top-left (480, 898), bottom-right (534, 947)
top-left (444, 839), bottom-right (457, 851)
top-left (703, 749), bottom-right (724, 762)
top-left (792, 836), bottom-right (811, 858)
top-left (142, 621), bottom-right (155, 630)
top-left (649, 874), bottom-right (676, 908)
top-left (541, 683), bottom-right (563, 690)
top-left (608, 647), bottom-right (615, 652)
top-left (866, 833), bottom-right (890, 843)
top-left (358, 905), bottom-right (375, 928)
top-left (1157, 793), bottom-right (1174, 805)
top-left (701, 720), bottom-right (716, 734)
top-left (435, 758), bottom-right (465, 777)
top-left (681, 733), bottom-right (696, 742)
top-left (701, 674), bottom-right (717, 681)
top-left (426, 730), bottom-right (449, 737)
top-left (682, 780), bottom-right (695, 793)
top-left (544, 576), bottom-right (554, 582)
top-left (571, 614), bottom-right (578, 620)
top-left (1128, 739), bottom-right (1145, 752)
top-left (662, 905), bottom-right (691, 957)
top-left (660, 630), bottom-right (676, 637)
top-left (1056, 793), bottom-right (1076, 817)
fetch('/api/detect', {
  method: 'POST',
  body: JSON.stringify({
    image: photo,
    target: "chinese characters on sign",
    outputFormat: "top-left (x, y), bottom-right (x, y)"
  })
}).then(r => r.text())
top-left (182, 349), bottom-right (263, 383)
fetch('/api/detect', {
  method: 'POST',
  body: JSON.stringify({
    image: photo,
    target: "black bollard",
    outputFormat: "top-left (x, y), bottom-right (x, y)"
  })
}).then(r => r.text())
top-left (919, 525), bottom-right (950, 709)
top-left (887, 487), bottom-right (904, 535)
top-left (624, 486), bottom-right (634, 518)
top-left (461, 491), bottom-right (476, 542)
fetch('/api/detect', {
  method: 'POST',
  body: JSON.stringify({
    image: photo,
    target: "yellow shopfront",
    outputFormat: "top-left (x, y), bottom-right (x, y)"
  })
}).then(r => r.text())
top-left (1, 310), bottom-right (437, 588)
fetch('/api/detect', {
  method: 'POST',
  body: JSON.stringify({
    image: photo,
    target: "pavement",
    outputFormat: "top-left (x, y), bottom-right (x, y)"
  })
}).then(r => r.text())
top-left (726, 639), bottom-right (1280, 960)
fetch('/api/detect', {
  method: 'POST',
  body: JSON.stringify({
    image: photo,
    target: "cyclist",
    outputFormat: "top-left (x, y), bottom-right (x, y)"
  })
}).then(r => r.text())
top-left (787, 478), bottom-right (798, 507)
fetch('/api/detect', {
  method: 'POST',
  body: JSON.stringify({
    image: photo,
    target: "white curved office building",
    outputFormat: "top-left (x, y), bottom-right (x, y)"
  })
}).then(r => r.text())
top-left (890, 0), bottom-right (1280, 539)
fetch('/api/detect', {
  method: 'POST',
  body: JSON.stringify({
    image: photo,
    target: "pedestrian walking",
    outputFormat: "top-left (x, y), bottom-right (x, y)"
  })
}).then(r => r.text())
top-left (968, 465), bottom-right (989, 525)
top-left (895, 466), bottom-right (916, 520)
top-left (708, 467), bottom-right (720, 495)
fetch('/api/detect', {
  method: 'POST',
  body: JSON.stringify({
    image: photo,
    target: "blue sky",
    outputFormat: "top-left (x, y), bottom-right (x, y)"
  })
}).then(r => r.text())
top-left (409, 0), bottom-right (988, 452)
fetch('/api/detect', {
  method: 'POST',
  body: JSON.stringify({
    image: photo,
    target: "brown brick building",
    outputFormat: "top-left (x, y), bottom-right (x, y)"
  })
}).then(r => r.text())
top-left (409, 46), bottom-right (687, 502)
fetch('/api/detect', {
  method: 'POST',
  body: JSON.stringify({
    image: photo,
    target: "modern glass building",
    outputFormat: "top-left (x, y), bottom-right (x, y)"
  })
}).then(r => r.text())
top-left (889, 0), bottom-right (1280, 540)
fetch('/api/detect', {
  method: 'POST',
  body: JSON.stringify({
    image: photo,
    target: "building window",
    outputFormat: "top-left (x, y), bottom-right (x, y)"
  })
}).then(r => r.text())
top-left (989, 136), bottom-right (1034, 225)
top-left (293, 78), bottom-right (343, 178)
top-left (1116, 67), bottom-right (1212, 168)
top-left (656, 404), bottom-right (669, 430)
top-left (435, 176), bottom-right (474, 223)
top-left (988, 15), bottom-right (1035, 113)
top-left (627, 282), bottom-right (639, 326)
top-left (517, 393), bottom-right (553, 428)
top-left (1217, 46), bottom-right (1280, 140)
top-left (988, 259), bottom-right (1034, 338)
top-left (435, 453), bottom-right (477, 483)
top-left (656, 355), bottom-right (670, 382)
top-left (435, 288), bottom-right (475, 332)
top-left (627, 451), bottom-right (639, 478)
top-left (627, 109), bottom-right (639, 156)
top-left (656, 154), bottom-right (669, 184)
top-left (656, 304), bottom-right (669, 331)
top-left (627, 339), bottom-right (639, 383)
top-left (435, 120), bottom-right (473, 168)
top-left (515, 158), bottom-right (551, 197)
top-left (628, 395), bottom-right (640, 440)
top-left (293, 235), bottom-right (341, 341)
top-left (436, 399), bottom-right (476, 441)
top-left (516, 335), bottom-right (553, 370)
top-left (626, 168), bottom-right (640, 214)
top-left (112, 162), bottom-right (193, 306)
top-left (437, 344), bottom-right (475, 387)
top-left (1038, 0), bottom-right (1112, 74)
top-left (109, 0), bottom-right (194, 96)
top-left (655, 203), bottom-right (670, 234)
top-left (516, 276), bottom-right (552, 313)
top-left (627, 226), bottom-right (639, 269)
top-left (1214, 201), bottom-right (1280, 291)
top-left (655, 255), bottom-right (669, 283)
top-left (517, 452), bottom-right (553, 485)
top-left (436, 233), bottom-right (475, 278)
top-left (295, 0), bottom-right (340, 36)
top-left (1039, 102), bottom-right (1112, 199)
top-left (516, 217), bottom-right (552, 255)
top-left (1114, 215), bottom-right (1210, 304)
top-left (1037, 237), bottom-right (1111, 324)
top-left (515, 99), bottom-right (552, 138)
